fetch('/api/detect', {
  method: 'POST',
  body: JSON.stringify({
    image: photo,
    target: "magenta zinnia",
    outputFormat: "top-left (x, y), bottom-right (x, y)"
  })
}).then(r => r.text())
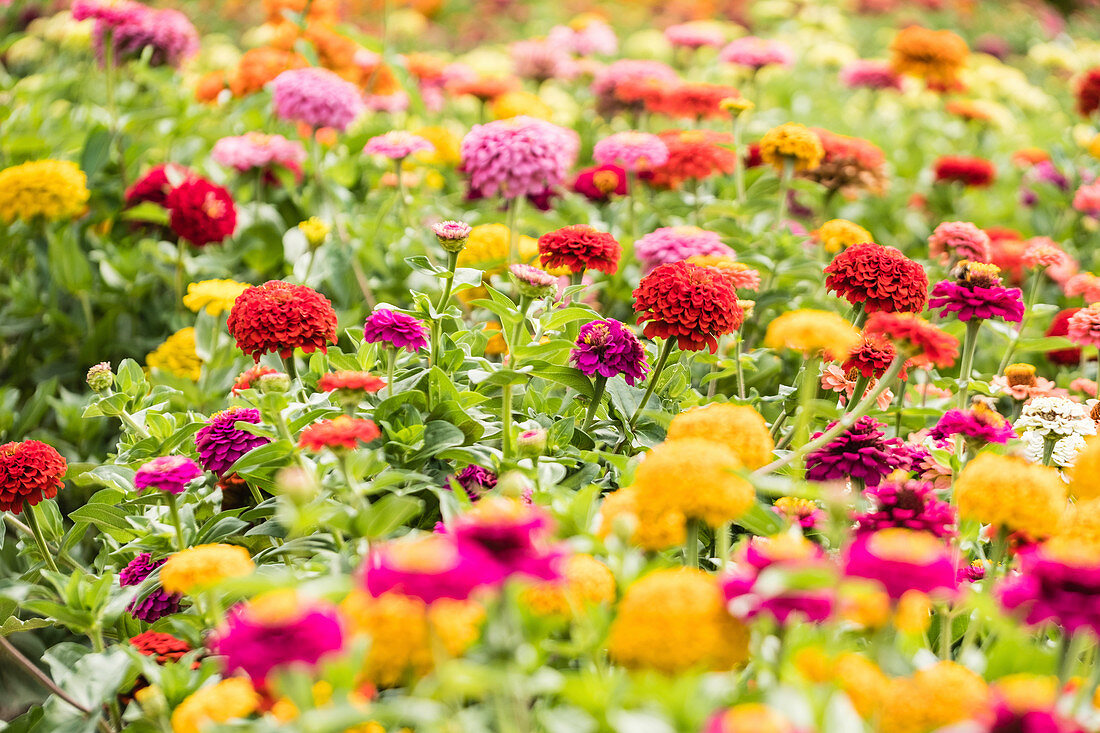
top-left (194, 408), bottom-right (270, 477)
top-left (805, 416), bottom-right (901, 487)
top-left (570, 319), bottom-right (649, 386)
top-left (134, 455), bottom-right (202, 495)
top-left (928, 261), bottom-right (1025, 322)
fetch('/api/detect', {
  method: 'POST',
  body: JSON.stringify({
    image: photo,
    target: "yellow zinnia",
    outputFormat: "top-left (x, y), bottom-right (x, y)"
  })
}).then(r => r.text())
top-left (631, 438), bottom-right (755, 527)
top-left (758, 123), bottom-right (824, 172)
top-left (764, 309), bottom-right (861, 359)
top-left (0, 160), bottom-right (90, 223)
top-left (955, 453), bottom-right (1066, 539)
top-left (171, 678), bottom-right (259, 733)
top-left (814, 219), bottom-right (874, 253)
top-left (160, 543), bottom-right (255, 595)
top-left (183, 279), bottom-right (250, 316)
top-left (520, 553), bottom-right (616, 618)
top-left (491, 90), bottom-right (554, 121)
top-left (146, 327), bottom-right (203, 381)
top-left (666, 403), bottom-right (775, 470)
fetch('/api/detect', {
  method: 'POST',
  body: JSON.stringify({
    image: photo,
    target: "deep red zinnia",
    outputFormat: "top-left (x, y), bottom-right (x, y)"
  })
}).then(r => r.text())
top-left (933, 156), bottom-right (996, 187)
top-left (1076, 68), bottom-right (1100, 118)
top-left (841, 333), bottom-right (907, 380)
top-left (824, 243), bottom-right (928, 314)
top-left (537, 225), bottom-right (621, 275)
top-left (129, 630), bottom-right (193, 665)
top-left (633, 261), bottom-right (744, 353)
top-left (864, 312), bottom-right (959, 369)
top-left (299, 416), bottom-right (381, 452)
top-left (227, 281), bottom-right (338, 361)
top-left (165, 177), bottom-right (237, 246)
top-left (124, 163), bottom-right (193, 208)
top-left (0, 440), bottom-right (67, 514)
top-left (1047, 307), bottom-right (1084, 365)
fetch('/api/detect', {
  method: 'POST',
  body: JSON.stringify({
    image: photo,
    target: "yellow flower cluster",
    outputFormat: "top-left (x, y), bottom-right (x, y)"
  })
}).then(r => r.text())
top-left (183, 279), bottom-right (250, 316)
top-left (414, 126), bottom-right (462, 167)
top-left (340, 590), bottom-right (484, 688)
top-left (597, 485), bottom-right (686, 551)
top-left (955, 453), bottom-right (1066, 539)
top-left (759, 123), bottom-right (824, 172)
top-left (1055, 498), bottom-right (1100, 549)
top-left (764, 309), bottom-right (861, 359)
top-left (457, 223), bottom-right (539, 274)
top-left (1067, 435), bottom-right (1100, 500)
top-left (298, 217), bottom-right (330, 248)
top-left (492, 90), bottom-right (554, 121)
top-left (171, 678), bottom-right (259, 733)
top-left (720, 97), bottom-right (755, 116)
top-left (0, 159), bottom-right (90, 224)
top-left (146, 327), bottom-right (203, 381)
top-left (814, 219), bottom-right (874, 253)
top-left (521, 553), bottom-right (616, 617)
top-left (632, 437), bottom-right (755, 528)
top-left (160, 543), bottom-right (255, 595)
top-left (606, 568), bottom-right (749, 674)
top-left (666, 403), bottom-right (775, 470)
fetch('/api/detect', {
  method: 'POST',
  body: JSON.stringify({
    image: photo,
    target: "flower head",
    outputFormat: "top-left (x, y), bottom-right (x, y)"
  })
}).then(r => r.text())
top-left (685, 257), bottom-right (761, 291)
top-left (159, 543), bottom-right (255, 595)
top-left (183, 279), bottom-right (249, 316)
top-left (572, 164), bottom-right (628, 202)
top-left (825, 243), bottom-right (928, 314)
top-left (211, 133), bottom-right (306, 175)
top-left (317, 371), bottom-right (386, 401)
top-left (590, 59), bottom-right (678, 118)
top-left (664, 22), bottom-right (727, 49)
top-left (170, 678), bottom-right (259, 733)
top-left (0, 440), bottom-right (66, 514)
top-left (521, 553), bottom-right (616, 618)
top-left (165, 177), bottom-right (237, 247)
top-left (841, 60), bottom-right (904, 90)
top-left (934, 156), bottom-right (996, 187)
top-left (1067, 303), bottom-right (1100, 348)
top-left (719, 36), bottom-right (793, 70)
top-left (932, 403), bottom-right (1017, 447)
top-left (86, 363), bottom-right (114, 392)
top-left (633, 261), bottom-right (744, 352)
top-left (844, 529), bottom-right (957, 599)
top-left (634, 226), bottom-right (733, 271)
top-left (146, 327), bottom-right (202, 381)
top-left (298, 217), bottom-right (329, 248)
top-left (649, 130), bottom-right (738, 189)
top-left (364, 131), bottom-right (434, 160)
top-left (597, 485), bottom-right (685, 551)
top-left (632, 438), bottom-right (755, 527)
top-left (764, 309), bottom-right (861, 358)
top-left (929, 262), bottom-right (1025, 322)
top-left (592, 131), bottom-right (669, 172)
top-left (231, 365), bottom-right (277, 395)
top-left (0, 160), bottom-right (89, 224)
top-left (1076, 67), bottom-right (1100, 117)
top-left (362, 308), bottom-right (430, 352)
top-left (705, 705), bottom-right (798, 733)
top-left (759, 123), bottom-right (825, 172)
top-left (134, 456), bottom-right (202, 495)
top-left (855, 476), bottom-right (956, 537)
top-left (842, 333), bottom-right (902, 380)
top-left (607, 568), bottom-right (749, 673)
top-left (509, 264), bottom-right (558, 298)
top-left (645, 83), bottom-right (742, 121)
top-left (431, 220), bottom-right (472, 253)
top-left (299, 417), bottom-right (380, 452)
top-left (271, 67), bottom-right (364, 131)
top-left (129, 630), bottom-right (191, 665)
top-left (806, 416), bottom-right (902, 487)
top-left (666, 403), bottom-right (774, 470)
top-left (537, 225), bottom-right (620, 275)
top-left (227, 281), bottom-right (337, 361)
top-left (955, 453), bottom-right (1066, 539)
top-left (119, 553), bottom-right (181, 622)
top-left (448, 497), bottom-right (563, 582)
top-left (92, 6), bottom-right (198, 69)
top-left (363, 533), bottom-right (502, 603)
top-left (460, 116), bottom-right (579, 201)
top-left (722, 534), bottom-right (835, 625)
top-left (890, 26), bottom-right (968, 84)
top-left (864, 312), bottom-right (959, 368)
top-left (999, 538), bottom-right (1100, 636)
top-left (570, 319), bottom-right (649, 386)
top-left (928, 221), bottom-right (992, 265)
top-left (814, 219), bottom-right (873, 254)
top-left (194, 407), bottom-right (270, 477)
top-left (451, 465), bottom-right (497, 501)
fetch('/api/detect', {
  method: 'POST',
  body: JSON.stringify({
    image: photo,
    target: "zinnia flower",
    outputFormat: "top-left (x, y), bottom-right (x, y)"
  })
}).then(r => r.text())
top-left (814, 219), bottom-right (873, 254)
top-left (231, 365), bottom-right (277, 395)
top-left (955, 453), bottom-right (1066, 539)
top-left (129, 630), bottom-right (191, 665)
top-left (124, 163), bottom-right (191, 208)
top-left (363, 533), bottom-right (502, 603)
top-left (863, 312), bottom-right (959, 368)
top-left (667, 403), bottom-right (774, 470)
top-left (664, 21), bottom-right (727, 49)
top-left (92, 6), bottom-right (198, 69)
top-left (764, 309), bottom-right (861, 359)
top-left (590, 59), bottom-right (678, 118)
top-left (685, 256), bottom-right (761, 291)
top-left (520, 553), bottom-right (616, 618)
top-left (633, 261), bottom-right (744, 352)
top-left (889, 26), bottom-right (968, 85)
top-left (758, 123), bottom-right (825, 172)
top-left (1067, 303), bottom-right (1100, 348)
top-left (362, 308), bottom-right (429, 352)
top-left (194, 407), bottom-right (270, 477)
top-left (170, 678), bottom-right (259, 733)
top-left (632, 438), bottom-right (755, 527)
top-left (211, 133), bottom-right (306, 177)
top-left (212, 590), bottom-right (344, 683)
top-left (934, 156), bottom-right (996, 187)
top-left (928, 221), bottom-right (992, 265)
top-left (183, 279), bottom-right (249, 316)
top-left (645, 83), bottom-right (741, 121)
top-left (120, 553), bottom-right (182, 622)
top-left (803, 129), bottom-right (888, 197)
top-left (364, 131), bottom-right (434, 160)
top-left (570, 319), bottom-right (648, 386)
top-left (0, 160), bottom-right (89, 224)
top-left (460, 116), bottom-right (579, 201)
top-left (842, 333), bottom-right (902, 380)
top-left (134, 455), bottom-right (202, 495)
top-left (634, 226), bottom-right (734, 271)
top-left (451, 465), bottom-right (496, 500)
top-left (999, 538), bottom-right (1100, 636)
top-left (0, 440), bottom-right (66, 514)
top-left (825, 243), bottom-right (928, 314)
top-left (146, 327), bottom-right (202, 381)
top-left (722, 534), bottom-right (835, 625)
top-left (1075, 67), bottom-right (1100, 118)
top-left (854, 476), bottom-right (956, 537)
top-left (805, 416), bottom-right (902, 487)
top-left (929, 262), bottom-right (1025, 322)
top-left (572, 164), bottom-right (628, 202)
top-left (1014, 396), bottom-right (1096, 442)
top-left (165, 177), bottom-right (237, 246)
top-left (773, 496), bottom-right (824, 529)
top-left (159, 543), bottom-right (255, 596)
top-left (537, 225), bottom-right (620, 275)
top-left (299, 416), bottom-right (380, 452)
top-left (844, 529), bottom-right (957, 600)
top-left (447, 497), bottom-right (563, 582)
top-left (705, 705), bottom-right (799, 733)
top-left (271, 67), bottom-right (365, 131)
top-left (431, 220), bottom-right (472, 252)
top-left (318, 371), bottom-right (386, 398)
top-left (227, 281), bottom-right (337, 361)
top-left (719, 36), bottom-right (793, 70)
top-left (840, 60), bottom-right (904, 90)
top-left (649, 130), bottom-right (738, 189)
top-left (592, 131), bottom-right (669, 172)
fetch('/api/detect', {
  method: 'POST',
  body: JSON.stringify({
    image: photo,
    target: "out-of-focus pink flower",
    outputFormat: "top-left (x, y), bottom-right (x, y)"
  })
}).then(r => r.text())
top-left (212, 133), bottom-right (306, 178)
top-left (547, 20), bottom-right (617, 56)
top-left (1071, 378), bottom-right (1098, 397)
top-left (840, 60), bottom-right (904, 90)
top-left (364, 131), bottom-right (434, 160)
top-left (908, 383), bottom-right (953, 402)
top-left (1068, 303), bottom-right (1100, 349)
top-left (927, 221), bottom-right (991, 265)
top-left (664, 22), bottom-right (727, 49)
top-left (364, 92), bottom-right (410, 112)
top-left (460, 116), bottom-right (579, 201)
top-left (510, 39), bottom-right (577, 83)
top-left (1073, 181), bottom-right (1100, 216)
top-left (719, 36), bottom-right (793, 70)
top-left (820, 364), bottom-right (894, 410)
top-left (271, 68), bottom-right (365, 131)
top-left (991, 375), bottom-right (1067, 401)
top-left (1023, 237), bottom-right (1077, 284)
top-left (1065, 273), bottom-right (1100, 303)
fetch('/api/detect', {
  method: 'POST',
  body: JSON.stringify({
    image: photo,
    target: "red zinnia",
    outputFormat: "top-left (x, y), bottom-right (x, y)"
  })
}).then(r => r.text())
top-left (649, 130), bottom-right (738, 190)
top-left (537, 225), bottom-right (621, 275)
top-left (633, 261), bottom-right (744, 353)
top-left (841, 333), bottom-right (907, 380)
top-left (231, 365), bottom-right (278, 395)
top-left (644, 83), bottom-right (740, 120)
top-left (1076, 68), bottom-right (1100, 118)
top-left (299, 416), bottom-right (381, 452)
top-left (317, 371), bottom-right (387, 394)
top-left (0, 440), bottom-right (67, 514)
top-left (165, 177), bottom-right (237, 246)
top-left (864, 312), bottom-right (959, 369)
top-left (1047, 307), bottom-right (1083, 365)
top-left (130, 630), bottom-right (192, 665)
top-left (572, 164), bottom-right (628, 202)
top-left (933, 156), bottom-right (996, 187)
top-left (125, 163), bottom-right (193, 208)
top-left (987, 227), bottom-right (1028, 285)
top-left (227, 281), bottom-right (338, 361)
top-left (824, 243), bottom-right (928, 314)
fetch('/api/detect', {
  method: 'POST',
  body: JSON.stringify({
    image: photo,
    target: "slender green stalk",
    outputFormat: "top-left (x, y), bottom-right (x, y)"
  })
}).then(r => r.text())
top-left (175, 242), bottom-right (187, 311)
top-left (437, 250), bottom-right (460, 312)
top-left (939, 606), bottom-right (955, 660)
top-left (386, 348), bottom-right (397, 399)
top-left (1042, 436), bottom-right (1057, 466)
top-left (22, 502), bottom-right (60, 574)
top-left (775, 159), bottom-right (795, 226)
top-left (506, 196), bottom-right (523, 265)
top-left (510, 295), bottom-right (532, 351)
top-left (956, 320), bottom-right (982, 409)
top-left (732, 118), bottom-right (745, 206)
top-left (684, 518), bottom-right (700, 569)
top-left (582, 376), bottom-right (608, 432)
top-left (628, 339), bottom-right (676, 429)
top-left (716, 522), bottom-right (731, 570)
top-left (501, 382), bottom-right (514, 462)
top-left (103, 28), bottom-right (116, 128)
top-left (847, 375), bottom-right (869, 413)
top-left (165, 493), bottom-right (186, 552)
top-left (734, 334), bottom-right (746, 399)
top-left (790, 356), bottom-right (821, 448)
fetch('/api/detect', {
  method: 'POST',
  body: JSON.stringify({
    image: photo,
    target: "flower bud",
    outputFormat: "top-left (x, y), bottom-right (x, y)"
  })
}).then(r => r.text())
top-left (517, 428), bottom-right (547, 457)
top-left (298, 217), bottom-right (330, 249)
top-left (276, 466), bottom-right (319, 504)
top-left (258, 372), bottom-right (291, 394)
top-left (87, 362), bottom-right (114, 392)
top-left (431, 220), bottom-right (472, 253)
top-left (509, 264), bottom-right (557, 300)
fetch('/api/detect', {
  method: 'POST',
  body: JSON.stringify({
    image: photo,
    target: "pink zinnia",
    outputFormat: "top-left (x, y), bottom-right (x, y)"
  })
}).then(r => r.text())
top-left (722, 535), bottom-right (835, 625)
top-left (510, 39), bottom-right (576, 83)
top-left (1065, 273), bottom-right (1100, 303)
top-left (362, 534), bottom-right (502, 603)
top-left (460, 116), bottom-right (579, 201)
top-left (363, 131), bottom-right (434, 160)
top-left (362, 308), bottom-right (429, 352)
top-left (998, 544), bottom-right (1100, 636)
top-left (1073, 181), bottom-right (1100, 216)
top-left (134, 455), bottom-right (202, 495)
top-left (929, 265), bottom-right (1025, 323)
top-left (927, 221), bottom-right (991, 265)
top-left (1024, 237), bottom-right (1077, 283)
top-left (547, 20), bottom-right (618, 57)
top-left (855, 478), bottom-right (956, 538)
top-left (1067, 303), bottom-right (1100, 348)
top-left (72, 0), bottom-right (144, 25)
top-left (211, 133), bottom-right (306, 177)
top-left (271, 68), bottom-right (365, 131)
top-left (929, 405), bottom-right (1017, 447)
top-left (590, 59), bottom-right (678, 117)
top-left (663, 22), bottom-right (727, 49)
top-left (633, 226), bottom-right (734, 271)
top-left (592, 131), bottom-right (669, 173)
top-left (840, 60), bottom-right (904, 90)
top-left (447, 498), bottom-right (563, 582)
top-left (844, 529), bottom-right (957, 600)
top-left (820, 364), bottom-right (894, 410)
top-left (719, 36), bottom-right (793, 70)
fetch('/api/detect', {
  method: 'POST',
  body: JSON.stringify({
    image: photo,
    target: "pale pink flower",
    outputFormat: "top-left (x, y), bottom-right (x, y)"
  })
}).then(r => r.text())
top-left (840, 60), bottom-right (904, 91)
top-left (990, 375), bottom-right (1068, 401)
top-left (365, 92), bottom-right (410, 113)
top-left (909, 383), bottom-right (953, 402)
top-left (927, 221), bottom-right (991, 265)
top-left (1074, 181), bottom-right (1100, 216)
top-left (1065, 273), bottom-right (1100, 303)
top-left (1071, 378), bottom-right (1098, 398)
top-left (1068, 303), bottom-right (1100, 348)
top-left (664, 22), bottom-right (726, 49)
top-left (820, 365), bottom-right (894, 410)
top-left (211, 133), bottom-right (306, 176)
top-left (364, 131), bottom-right (434, 160)
top-left (1022, 237), bottom-right (1078, 284)
top-left (719, 36), bottom-right (793, 70)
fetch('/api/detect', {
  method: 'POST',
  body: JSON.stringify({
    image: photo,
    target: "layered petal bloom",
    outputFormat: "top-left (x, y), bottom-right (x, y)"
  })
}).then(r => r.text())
top-left (227, 281), bottom-right (337, 360)
top-left (592, 131), bottom-right (669, 172)
top-left (120, 553), bottom-right (181, 622)
top-left (211, 133), bottom-right (306, 176)
top-left (165, 177), bottom-right (237, 246)
top-left (0, 440), bottom-right (67, 514)
top-left (825, 243), bottom-right (928, 314)
top-left (634, 226), bottom-right (733, 271)
top-left (362, 308), bottom-right (430, 352)
top-left (633, 261), bottom-right (744, 352)
top-left (460, 116), bottom-right (579, 201)
top-left (722, 534), bottom-right (835, 625)
top-left (271, 67), bottom-right (365, 131)
top-left (194, 408), bottom-right (270, 477)
top-left (537, 225), bottom-right (621, 274)
top-left (719, 36), bottom-right (793, 69)
top-left (998, 538), bottom-right (1100, 636)
top-left (570, 319), bottom-right (649, 386)
top-left (363, 533), bottom-right (502, 603)
top-left (805, 416), bottom-right (902, 487)
top-left (854, 477), bottom-right (956, 538)
top-left (134, 456), bottom-right (202, 495)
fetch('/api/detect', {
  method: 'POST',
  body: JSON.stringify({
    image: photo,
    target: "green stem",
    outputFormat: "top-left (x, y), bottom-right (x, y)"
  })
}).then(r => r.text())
top-left (716, 522), bottom-right (731, 570)
top-left (1042, 436), bottom-right (1057, 466)
top-left (506, 196), bottom-right (523, 265)
top-left (511, 295), bottom-right (532, 352)
top-left (283, 353), bottom-right (299, 383)
top-left (775, 159), bottom-right (794, 226)
top-left (734, 334), bottom-right (746, 400)
top-left (732, 119), bottom-right (745, 207)
top-left (0, 636), bottom-right (105, 724)
top-left (22, 503), bottom-right (60, 574)
top-left (848, 375), bottom-right (869, 413)
top-left (386, 349), bottom-right (397, 399)
top-left (165, 492), bottom-right (186, 552)
top-left (582, 376), bottom-right (608, 432)
top-left (684, 518), bottom-right (700, 569)
top-left (501, 382), bottom-right (514, 463)
top-left (626, 169), bottom-right (637, 241)
top-left (956, 320), bottom-right (982, 409)
top-left (627, 339), bottom-right (676, 429)
top-left (939, 606), bottom-right (955, 659)
top-left (790, 356), bottom-right (821, 449)
top-left (117, 409), bottom-right (151, 440)
top-left (436, 250), bottom-right (459, 312)
top-left (175, 242), bottom-right (187, 311)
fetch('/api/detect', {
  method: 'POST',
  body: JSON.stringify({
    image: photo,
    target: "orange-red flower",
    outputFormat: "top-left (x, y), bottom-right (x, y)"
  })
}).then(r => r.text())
top-left (299, 417), bottom-right (381, 451)
top-left (537, 225), bottom-right (621, 275)
top-left (933, 156), bottom-right (995, 187)
top-left (864, 312), bottom-right (959, 369)
top-left (317, 371), bottom-right (387, 394)
top-left (644, 83), bottom-right (740, 121)
top-left (824, 243), bottom-right (928, 314)
top-left (231, 365), bottom-right (278, 395)
top-left (0, 440), bottom-right (67, 514)
top-left (227, 281), bottom-right (337, 361)
top-left (633, 261), bottom-right (744, 353)
top-left (649, 130), bottom-right (738, 190)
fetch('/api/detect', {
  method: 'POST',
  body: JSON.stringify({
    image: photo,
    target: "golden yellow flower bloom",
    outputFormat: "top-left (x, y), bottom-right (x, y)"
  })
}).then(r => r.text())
top-left (793, 647), bottom-right (833, 684)
top-left (298, 217), bottom-right (330, 248)
top-left (666, 403), bottom-right (775, 470)
top-left (339, 590), bottom-right (483, 688)
top-left (491, 90), bottom-right (554, 121)
top-left (1055, 498), bottom-right (1100, 549)
top-left (992, 674), bottom-right (1058, 713)
top-left (759, 123), bottom-right (824, 172)
top-left (597, 485), bottom-right (686, 551)
top-left (890, 25), bottom-right (968, 84)
top-left (146, 327), bottom-right (203, 381)
top-left (183, 279), bottom-right (250, 316)
top-left (414, 125), bottom-right (462, 167)
top-left (160, 544), bottom-right (255, 595)
top-left (835, 653), bottom-right (889, 718)
top-left (483, 322), bottom-right (508, 356)
top-left (838, 581), bottom-right (891, 630)
top-left (458, 223), bottom-right (538, 272)
top-left (814, 219), bottom-right (874, 254)
top-left (521, 553), bottom-right (616, 617)
top-left (606, 568), bottom-right (749, 674)
top-left (1067, 435), bottom-right (1100, 500)
top-left (894, 590), bottom-right (932, 633)
top-left (878, 662), bottom-right (988, 733)
top-left (764, 309), bottom-right (861, 359)
top-left (711, 704), bottom-right (795, 733)
top-left (171, 678), bottom-right (259, 733)
top-left (632, 438), bottom-right (755, 527)
top-left (720, 97), bottom-right (754, 115)
top-left (955, 453), bottom-right (1066, 539)
top-left (1087, 133), bottom-right (1100, 162)
top-left (0, 159), bottom-right (89, 223)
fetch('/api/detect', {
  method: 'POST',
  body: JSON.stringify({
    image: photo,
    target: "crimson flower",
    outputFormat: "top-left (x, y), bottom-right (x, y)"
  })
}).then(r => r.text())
top-left (227, 281), bottom-right (337, 361)
top-left (633, 261), bottom-right (744, 352)
top-left (537, 225), bottom-right (621, 275)
top-left (824, 243), bottom-right (928, 313)
top-left (165, 177), bottom-right (237, 246)
top-left (0, 440), bottom-right (67, 514)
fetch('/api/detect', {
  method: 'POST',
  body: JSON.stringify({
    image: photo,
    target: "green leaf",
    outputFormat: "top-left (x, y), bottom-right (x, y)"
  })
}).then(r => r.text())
top-left (0, 616), bottom-right (53, 637)
top-left (357, 495), bottom-right (423, 539)
top-left (529, 363), bottom-right (594, 398)
top-left (79, 126), bottom-right (112, 179)
top-left (736, 500), bottom-right (785, 536)
top-left (67, 504), bottom-right (140, 542)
